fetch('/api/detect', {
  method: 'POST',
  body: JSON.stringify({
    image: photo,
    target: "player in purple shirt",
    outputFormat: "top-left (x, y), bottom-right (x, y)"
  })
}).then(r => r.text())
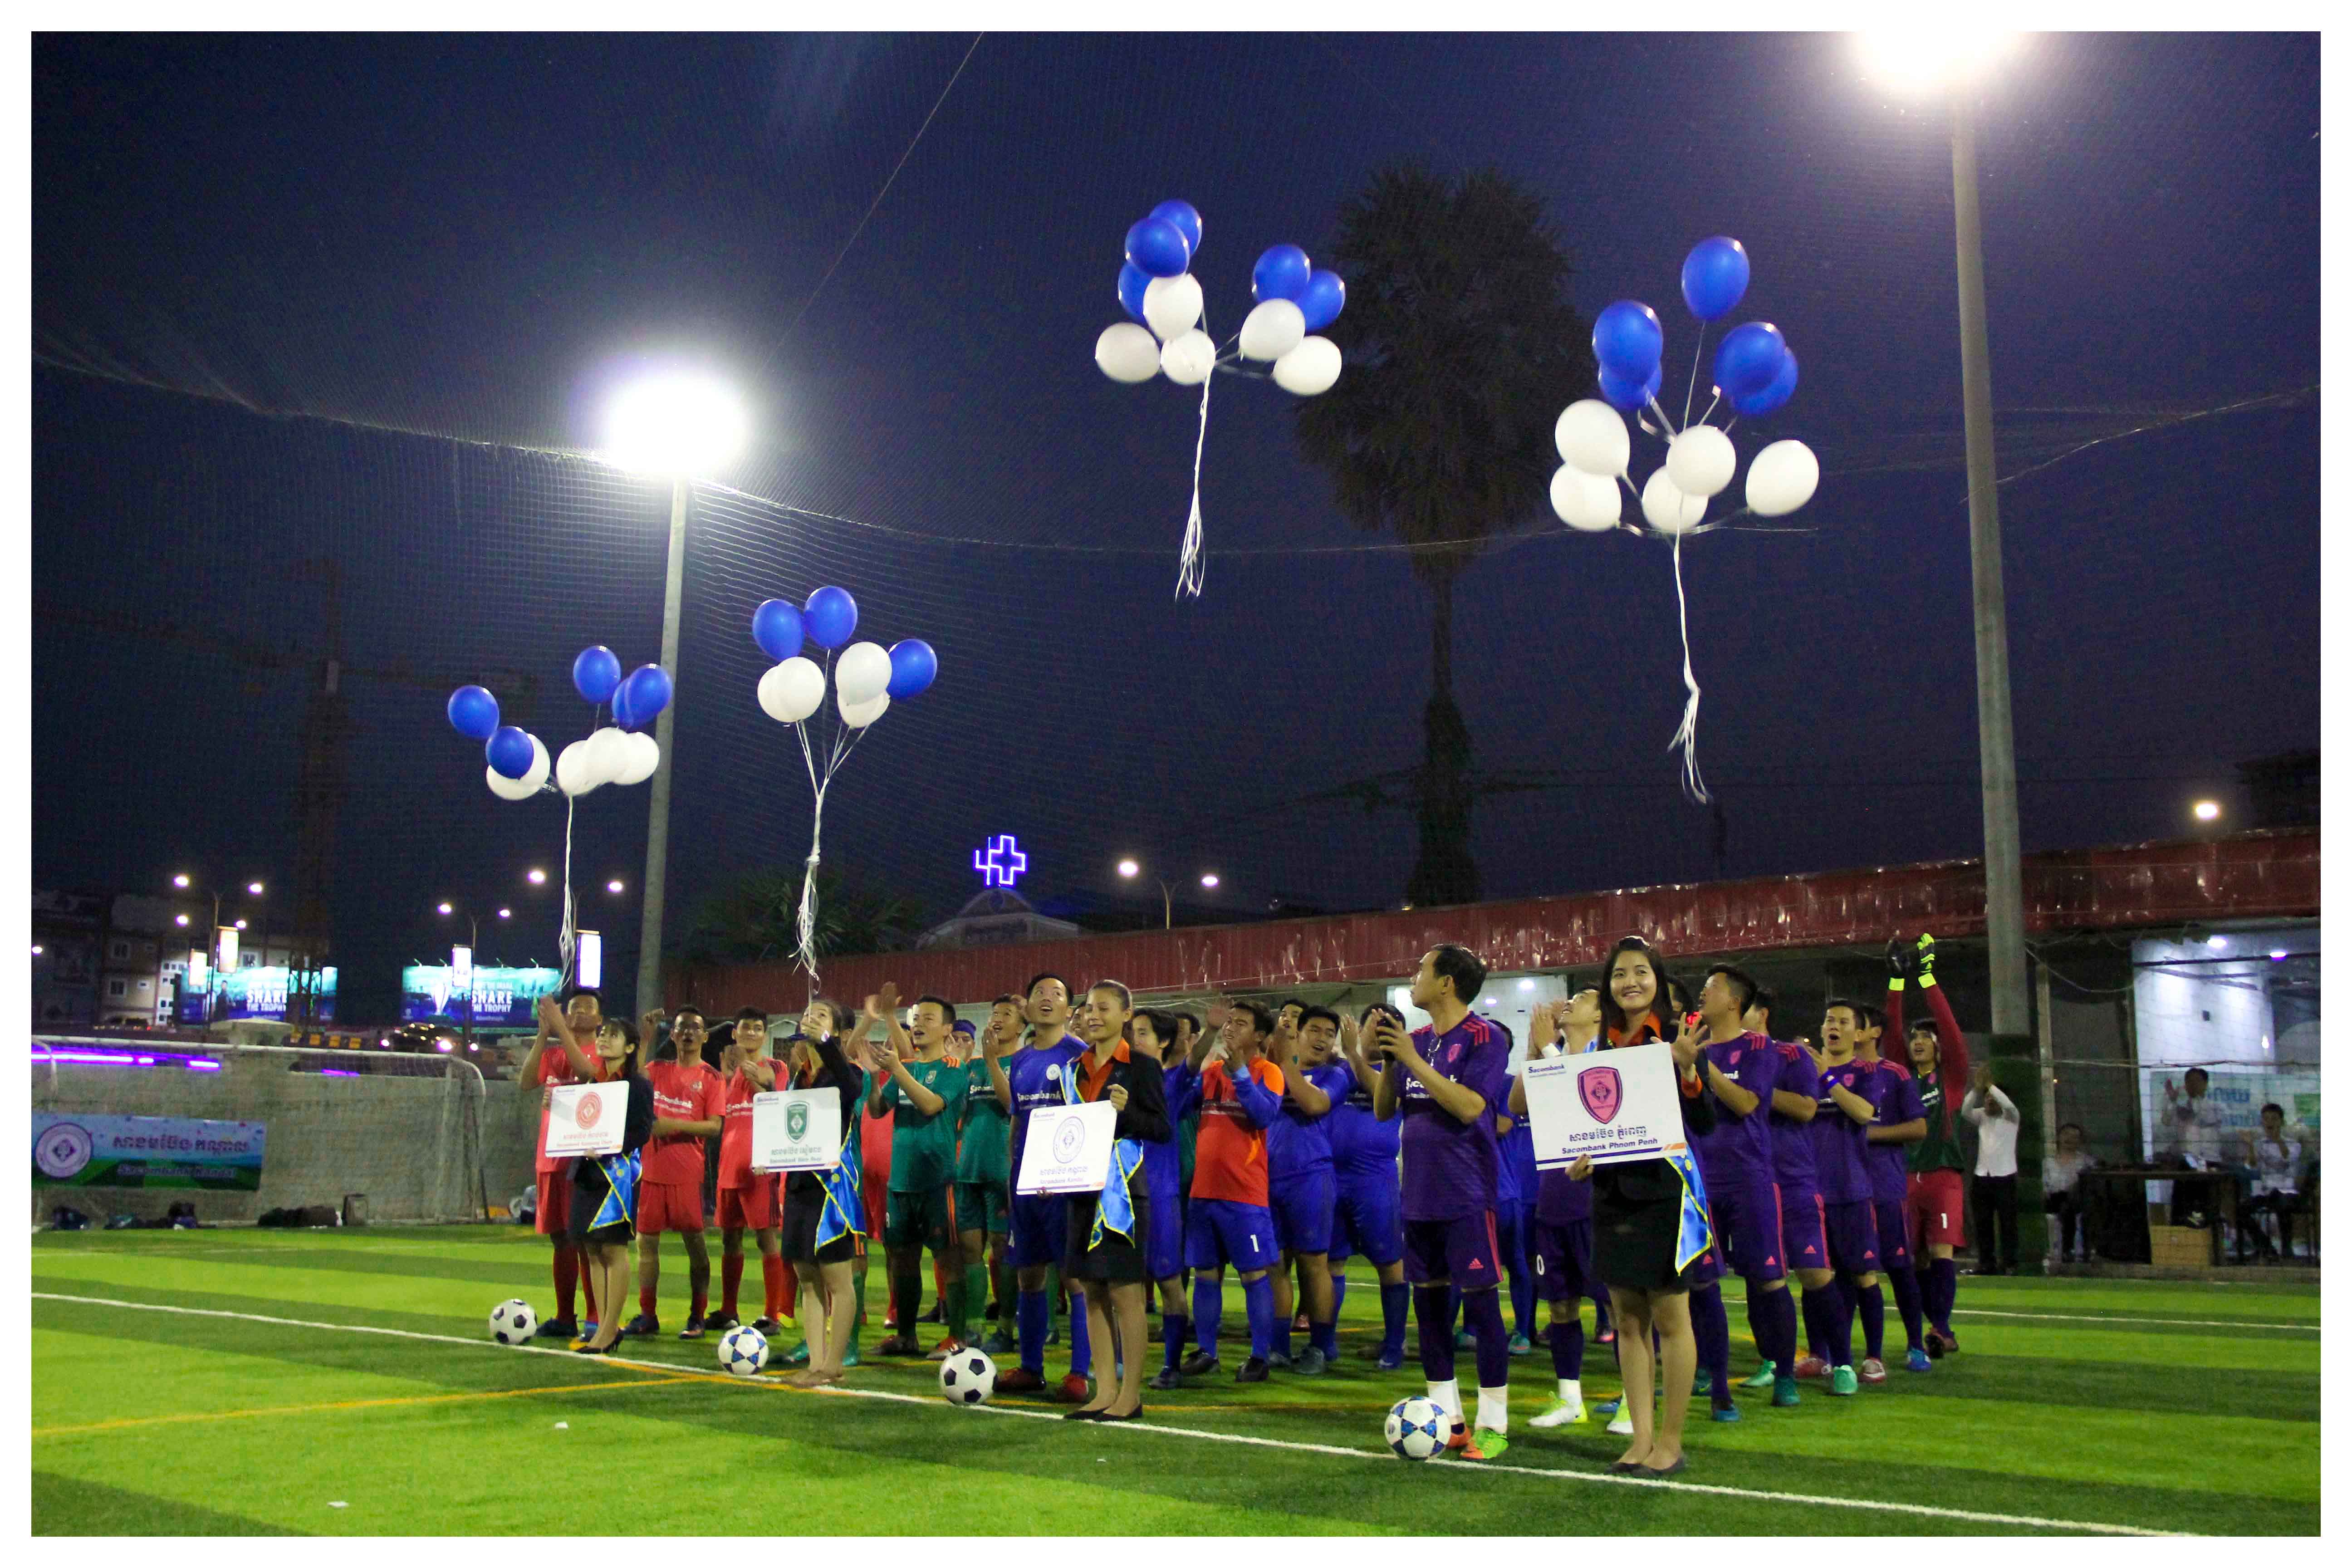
top-left (1266, 1005), bottom-right (1346, 1374)
top-left (1126, 1008), bottom-right (1196, 1392)
top-left (1509, 988), bottom-right (1609, 1427)
top-left (1740, 991), bottom-right (1829, 1409)
top-left (980, 973), bottom-right (1091, 1398)
top-left (1799, 1000), bottom-right (1885, 1397)
top-left (1330, 1004), bottom-right (1411, 1370)
top-left (1372, 944), bottom-right (1514, 1462)
top-left (1853, 1004), bottom-right (1930, 1374)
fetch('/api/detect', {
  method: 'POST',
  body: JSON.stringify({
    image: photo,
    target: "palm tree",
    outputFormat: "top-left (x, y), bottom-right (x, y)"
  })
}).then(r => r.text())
top-left (1294, 166), bottom-right (1593, 908)
top-left (679, 865), bottom-right (925, 966)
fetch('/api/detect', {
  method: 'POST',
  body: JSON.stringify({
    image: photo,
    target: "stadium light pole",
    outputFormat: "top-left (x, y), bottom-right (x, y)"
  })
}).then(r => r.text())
top-left (1117, 858), bottom-right (1222, 929)
top-left (603, 371), bottom-right (750, 1023)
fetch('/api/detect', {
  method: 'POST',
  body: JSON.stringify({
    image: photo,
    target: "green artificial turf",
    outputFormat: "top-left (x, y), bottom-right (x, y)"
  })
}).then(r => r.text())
top-left (31, 1226), bottom-right (2319, 1535)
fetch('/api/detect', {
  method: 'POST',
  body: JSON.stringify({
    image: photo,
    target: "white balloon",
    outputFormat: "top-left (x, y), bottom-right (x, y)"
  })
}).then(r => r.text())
top-left (1238, 299), bottom-right (1306, 362)
top-left (554, 739), bottom-right (604, 797)
top-left (1664, 426), bottom-right (1737, 500)
top-left (1554, 399), bottom-right (1629, 476)
top-left (1641, 468), bottom-right (1707, 535)
top-left (1142, 273), bottom-right (1203, 342)
top-left (1094, 322), bottom-right (1160, 384)
top-left (584, 725), bottom-right (632, 786)
top-left (1549, 466), bottom-right (1622, 533)
top-left (838, 689), bottom-right (890, 730)
top-left (835, 641), bottom-right (892, 706)
top-left (1271, 336), bottom-right (1341, 396)
top-left (1160, 329), bottom-right (1217, 386)
top-left (610, 731), bottom-right (660, 787)
top-left (486, 764), bottom-right (539, 802)
top-left (757, 657), bottom-right (826, 724)
top-left (519, 733), bottom-right (551, 791)
top-left (1746, 438), bottom-right (1821, 517)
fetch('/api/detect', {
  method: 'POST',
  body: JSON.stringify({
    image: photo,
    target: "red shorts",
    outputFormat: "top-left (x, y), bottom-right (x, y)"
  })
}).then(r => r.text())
top-left (638, 1180), bottom-right (706, 1235)
top-left (535, 1170), bottom-right (573, 1237)
top-left (863, 1172), bottom-right (887, 1241)
top-left (1906, 1169), bottom-right (1966, 1252)
top-left (716, 1179), bottom-right (779, 1232)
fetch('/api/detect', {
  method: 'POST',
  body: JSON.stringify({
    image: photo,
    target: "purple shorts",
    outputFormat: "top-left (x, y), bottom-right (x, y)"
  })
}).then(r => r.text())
top-left (1186, 1196), bottom-right (1278, 1274)
top-left (1873, 1198), bottom-right (1911, 1269)
top-left (1531, 1217), bottom-right (1596, 1303)
top-left (1710, 1179), bottom-right (1786, 1282)
top-left (1401, 1212), bottom-right (1503, 1289)
top-left (1011, 1191), bottom-right (1068, 1269)
top-left (1330, 1176), bottom-right (1402, 1267)
top-left (1270, 1168), bottom-right (1335, 1255)
top-left (1780, 1185), bottom-right (1832, 1274)
top-left (1823, 1198), bottom-right (1881, 1276)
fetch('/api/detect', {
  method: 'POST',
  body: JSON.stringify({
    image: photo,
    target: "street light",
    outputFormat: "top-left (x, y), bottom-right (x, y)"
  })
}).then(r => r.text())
top-left (526, 868), bottom-right (547, 887)
top-left (1200, 873), bottom-right (1220, 890)
top-left (606, 366), bottom-right (750, 1021)
top-left (168, 871), bottom-right (265, 1024)
top-left (2193, 799), bottom-right (2223, 823)
top-left (1117, 859), bottom-right (1220, 928)
top-left (607, 879), bottom-right (625, 895)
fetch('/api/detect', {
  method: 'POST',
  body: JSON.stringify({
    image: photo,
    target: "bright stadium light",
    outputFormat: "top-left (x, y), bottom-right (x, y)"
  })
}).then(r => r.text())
top-left (247, 881), bottom-right (265, 895)
top-left (437, 901), bottom-right (454, 915)
top-left (497, 907), bottom-right (512, 920)
top-left (526, 868), bottom-right (547, 886)
top-left (173, 872), bottom-right (191, 889)
top-left (1116, 858), bottom-right (1141, 879)
top-left (1854, 26), bottom-right (2018, 95)
top-left (2193, 799), bottom-right (2222, 823)
top-left (606, 879), bottom-right (624, 894)
top-left (604, 371), bottom-right (750, 478)
top-left (176, 913), bottom-right (191, 927)
top-left (1200, 873), bottom-right (1220, 889)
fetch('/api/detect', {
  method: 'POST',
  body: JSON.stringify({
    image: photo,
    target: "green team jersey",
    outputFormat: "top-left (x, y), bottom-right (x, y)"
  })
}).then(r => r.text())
top-left (882, 1057), bottom-right (966, 1192)
top-left (1908, 1069), bottom-right (1966, 1174)
top-left (956, 1057), bottom-right (1011, 1186)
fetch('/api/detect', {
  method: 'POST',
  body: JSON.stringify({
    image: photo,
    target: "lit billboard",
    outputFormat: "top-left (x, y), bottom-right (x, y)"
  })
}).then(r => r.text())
top-left (402, 963), bottom-right (564, 1028)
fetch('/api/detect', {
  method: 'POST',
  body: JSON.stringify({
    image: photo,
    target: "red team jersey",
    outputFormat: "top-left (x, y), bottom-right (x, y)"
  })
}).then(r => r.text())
top-left (718, 1067), bottom-right (769, 1188)
top-left (641, 1059), bottom-right (724, 1186)
top-left (1191, 1058), bottom-right (1285, 1206)
top-left (533, 1035), bottom-right (606, 1175)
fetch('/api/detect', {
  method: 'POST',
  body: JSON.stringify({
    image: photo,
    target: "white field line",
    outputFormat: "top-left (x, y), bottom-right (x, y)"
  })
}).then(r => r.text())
top-left (33, 1291), bottom-right (2190, 1536)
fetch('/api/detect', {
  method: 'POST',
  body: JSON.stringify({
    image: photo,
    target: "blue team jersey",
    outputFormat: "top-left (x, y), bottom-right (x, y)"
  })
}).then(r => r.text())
top-left (1005, 1039), bottom-right (1087, 1182)
top-left (1268, 1061), bottom-right (1348, 1179)
top-left (1503, 1110), bottom-right (1539, 1206)
top-left (1768, 1041), bottom-right (1822, 1192)
top-left (1810, 1055), bottom-right (1874, 1203)
top-left (1139, 1061), bottom-right (1186, 1202)
top-left (1858, 1056), bottom-right (1923, 1206)
top-left (1325, 1059), bottom-right (1398, 1183)
top-left (1692, 1031), bottom-right (1780, 1186)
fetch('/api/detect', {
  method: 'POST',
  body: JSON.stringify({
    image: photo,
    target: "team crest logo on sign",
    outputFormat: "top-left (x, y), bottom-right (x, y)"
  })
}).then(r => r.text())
top-left (1053, 1115), bottom-right (1088, 1164)
top-left (785, 1100), bottom-right (809, 1141)
top-left (1578, 1064), bottom-right (1623, 1125)
top-left (575, 1089), bottom-right (604, 1130)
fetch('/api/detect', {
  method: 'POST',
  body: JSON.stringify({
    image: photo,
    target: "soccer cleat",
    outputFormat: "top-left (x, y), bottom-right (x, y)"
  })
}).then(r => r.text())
top-left (1045, 1324), bottom-right (1060, 1347)
top-left (1375, 1349), bottom-right (1406, 1371)
top-left (1924, 1330), bottom-right (1947, 1360)
top-left (927, 1336), bottom-right (965, 1361)
top-left (1905, 1348), bottom-right (1933, 1373)
top-left (621, 1313), bottom-right (659, 1338)
top-left (1529, 1397), bottom-right (1587, 1428)
top-left (705, 1311), bottom-right (740, 1333)
top-left (981, 1329), bottom-right (1016, 1357)
top-left (1507, 1332), bottom-right (1534, 1357)
top-left (1179, 1350), bottom-right (1222, 1377)
top-left (1455, 1327), bottom-right (1478, 1348)
top-left (677, 1316), bottom-right (707, 1340)
top-left (1593, 1396), bottom-right (1620, 1418)
top-left (1461, 1428), bottom-right (1510, 1462)
top-left (1234, 1356), bottom-right (1271, 1384)
top-left (1710, 1402), bottom-right (1743, 1422)
top-left (1858, 1357), bottom-right (1887, 1385)
top-left (1741, 1362), bottom-right (1778, 1390)
top-left (1595, 1325), bottom-right (1617, 1346)
top-left (1940, 1327), bottom-right (1960, 1353)
top-left (1829, 1365), bottom-right (1859, 1396)
top-left (1792, 1353), bottom-right (1830, 1380)
top-left (1266, 1349), bottom-right (1293, 1370)
top-left (1445, 1421), bottom-right (1471, 1452)
top-left (1147, 1366), bottom-right (1183, 1392)
top-left (919, 1301), bottom-right (944, 1324)
top-left (995, 1367), bottom-right (1045, 1394)
top-left (1772, 1375), bottom-right (1801, 1408)
top-left (751, 1317), bottom-right (783, 1337)
top-left (1056, 1372), bottom-right (1092, 1403)
top-left (1692, 1369), bottom-right (1714, 1397)
top-left (782, 1340), bottom-right (810, 1365)
top-left (536, 1316), bottom-right (579, 1340)
top-left (1293, 1347), bottom-right (1328, 1376)
top-left (840, 1344), bottom-right (860, 1368)
top-left (875, 1333), bottom-right (922, 1357)
top-left (1607, 1408), bottom-right (1636, 1436)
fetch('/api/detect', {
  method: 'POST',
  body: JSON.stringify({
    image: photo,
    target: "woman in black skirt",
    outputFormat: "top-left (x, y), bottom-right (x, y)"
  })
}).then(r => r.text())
top-left (572, 1019), bottom-right (656, 1354)
top-left (1571, 936), bottom-right (1714, 1475)
top-left (1063, 980), bottom-right (1170, 1421)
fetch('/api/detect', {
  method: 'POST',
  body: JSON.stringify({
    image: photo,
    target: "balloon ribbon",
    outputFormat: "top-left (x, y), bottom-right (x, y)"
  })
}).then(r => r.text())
top-left (1666, 533), bottom-right (1711, 804)
top-left (1174, 343), bottom-right (1213, 599)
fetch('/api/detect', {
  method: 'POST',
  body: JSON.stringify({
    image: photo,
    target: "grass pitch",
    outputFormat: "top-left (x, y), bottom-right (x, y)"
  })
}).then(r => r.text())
top-left (31, 1225), bottom-right (2318, 1535)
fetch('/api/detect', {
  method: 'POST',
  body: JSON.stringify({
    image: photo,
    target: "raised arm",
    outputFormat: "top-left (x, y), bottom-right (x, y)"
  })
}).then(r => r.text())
top-left (1232, 1062), bottom-right (1284, 1130)
top-left (1705, 1057), bottom-right (1762, 1118)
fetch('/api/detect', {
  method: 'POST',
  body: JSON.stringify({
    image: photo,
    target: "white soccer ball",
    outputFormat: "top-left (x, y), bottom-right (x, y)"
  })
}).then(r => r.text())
top-left (939, 1346), bottom-right (997, 1406)
top-left (489, 1298), bottom-right (537, 1346)
top-left (1385, 1395), bottom-right (1450, 1461)
top-left (719, 1324), bottom-right (769, 1377)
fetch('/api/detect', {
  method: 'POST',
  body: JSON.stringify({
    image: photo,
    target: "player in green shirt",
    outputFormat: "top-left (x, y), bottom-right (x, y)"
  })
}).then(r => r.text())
top-left (959, 995), bottom-right (1021, 1355)
top-left (869, 988), bottom-right (970, 1357)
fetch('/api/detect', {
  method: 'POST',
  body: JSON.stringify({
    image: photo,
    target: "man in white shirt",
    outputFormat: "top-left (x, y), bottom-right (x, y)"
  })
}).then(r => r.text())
top-left (2162, 1067), bottom-right (2231, 1226)
top-left (2238, 1103), bottom-right (2304, 1262)
top-left (1960, 1064), bottom-right (2019, 1275)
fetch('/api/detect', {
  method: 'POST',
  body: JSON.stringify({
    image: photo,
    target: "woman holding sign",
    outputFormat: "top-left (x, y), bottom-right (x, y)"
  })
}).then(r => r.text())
top-left (778, 1008), bottom-right (873, 1388)
top-left (1062, 981), bottom-right (1171, 1421)
top-left (1571, 936), bottom-right (1715, 1476)
top-left (572, 1019), bottom-right (656, 1355)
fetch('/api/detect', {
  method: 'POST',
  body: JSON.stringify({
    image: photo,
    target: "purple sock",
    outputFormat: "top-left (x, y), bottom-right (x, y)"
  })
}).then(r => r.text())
top-left (1799, 1285), bottom-right (1834, 1362)
top-left (1465, 1286), bottom-right (1511, 1388)
top-left (1162, 1313), bottom-right (1188, 1372)
top-left (1067, 1289), bottom-right (1091, 1377)
top-left (1931, 1257), bottom-right (1959, 1331)
top-left (1017, 1289), bottom-right (1049, 1374)
top-left (1241, 1274), bottom-right (1274, 1362)
top-left (1764, 1285), bottom-right (1801, 1372)
top-left (1191, 1277), bottom-right (1221, 1359)
top-left (1805, 1285), bottom-right (1853, 1367)
top-left (1891, 1264), bottom-right (1926, 1351)
top-left (1550, 1310), bottom-right (1586, 1380)
top-left (1379, 1281), bottom-right (1410, 1360)
top-left (1412, 1284), bottom-right (1456, 1382)
top-left (1858, 1284), bottom-right (1886, 1361)
top-left (1690, 1284), bottom-right (1732, 1401)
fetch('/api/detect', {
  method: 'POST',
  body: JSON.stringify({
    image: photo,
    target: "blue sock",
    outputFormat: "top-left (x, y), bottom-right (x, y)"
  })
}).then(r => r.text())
top-left (1191, 1277), bottom-right (1222, 1359)
top-left (1242, 1275), bottom-right (1274, 1362)
top-left (1930, 1257), bottom-right (1958, 1333)
top-left (1331, 1274), bottom-right (1348, 1320)
top-left (1412, 1284), bottom-right (1456, 1382)
top-left (1311, 1317), bottom-right (1338, 1358)
top-left (1162, 1312), bottom-right (1188, 1372)
top-left (1273, 1309), bottom-right (1294, 1358)
top-left (1067, 1289), bottom-right (1091, 1377)
top-left (1465, 1286), bottom-right (1511, 1389)
top-left (1550, 1310), bottom-right (1585, 1380)
top-left (1380, 1281), bottom-right (1410, 1360)
top-left (1017, 1289), bottom-right (1048, 1374)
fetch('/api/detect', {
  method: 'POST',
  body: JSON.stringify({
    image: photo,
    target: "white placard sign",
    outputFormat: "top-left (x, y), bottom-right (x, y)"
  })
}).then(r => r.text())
top-left (543, 1080), bottom-right (631, 1158)
top-left (1523, 1040), bottom-right (1688, 1168)
top-left (751, 1090), bottom-right (842, 1173)
top-left (1016, 1101), bottom-right (1118, 1195)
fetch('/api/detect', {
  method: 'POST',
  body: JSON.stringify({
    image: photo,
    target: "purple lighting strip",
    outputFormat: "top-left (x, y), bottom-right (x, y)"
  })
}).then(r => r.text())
top-left (34, 1048), bottom-right (222, 1072)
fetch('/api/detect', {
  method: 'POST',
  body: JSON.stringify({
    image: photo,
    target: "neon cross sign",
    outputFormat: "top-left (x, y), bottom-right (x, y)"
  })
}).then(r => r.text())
top-left (972, 835), bottom-right (1028, 889)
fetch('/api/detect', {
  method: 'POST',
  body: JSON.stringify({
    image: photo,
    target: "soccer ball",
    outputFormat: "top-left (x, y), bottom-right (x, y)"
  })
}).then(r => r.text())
top-left (719, 1325), bottom-right (769, 1377)
top-left (489, 1298), bottom-right (537, 1346)
top-left (1385, 1396), bottom-right (1450, 1461)
top-left (939, 1347), bottom-right (996, 1405)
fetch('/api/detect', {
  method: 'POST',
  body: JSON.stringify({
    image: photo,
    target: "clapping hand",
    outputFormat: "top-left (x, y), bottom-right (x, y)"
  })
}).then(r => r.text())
top-left (1204, 1000), bottom-right (1232, 1033)
top-left (641, 1008), bottom-right (667, 1039)
top-left (1338, 1013), bottom-right (1361, 1059)
top-left (1530, 999), bottom-right (1563, 1046)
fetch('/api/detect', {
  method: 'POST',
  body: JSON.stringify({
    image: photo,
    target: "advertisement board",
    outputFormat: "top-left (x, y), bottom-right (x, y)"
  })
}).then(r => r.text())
top-left (402, 963), bottom-right (564, 1028)
top-left (176, 966), bottom-right (338, 1023)
top-left (33, 1112), bottom-right (267, 1190)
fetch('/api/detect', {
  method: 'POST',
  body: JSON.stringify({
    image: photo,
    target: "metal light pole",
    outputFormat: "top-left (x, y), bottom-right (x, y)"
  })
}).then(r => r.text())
top-left (636, 475), bottom-right (688, 1021)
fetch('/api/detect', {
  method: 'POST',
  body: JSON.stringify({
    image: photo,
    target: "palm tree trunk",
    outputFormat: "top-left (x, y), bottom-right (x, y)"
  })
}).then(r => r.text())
top-left (1408, 577), bottom-right (1480, 908)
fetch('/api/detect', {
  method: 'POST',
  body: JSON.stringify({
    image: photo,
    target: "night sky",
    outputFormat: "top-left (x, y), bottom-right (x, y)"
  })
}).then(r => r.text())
top-left (31, 33), bottom-right (2320, 1020)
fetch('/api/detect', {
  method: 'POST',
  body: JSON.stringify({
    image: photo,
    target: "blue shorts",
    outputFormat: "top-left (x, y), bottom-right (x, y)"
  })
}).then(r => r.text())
top-left (1010, 1191), bottom-right (1068, 1270)
top-left (1329, 1173), bottom-right (1401, 1267)
top-left (1186, 1197), bottom-right (1278, 1274)
top-left (1711, 1179), bottom-right (1787, 1282)
top-left (1531, 1216), bottom-right (1596, 1303)
top-left (1494, 1198), bottom-right (1534, 1271)
top-left (1872, 1198), bottom-right (1912, 1269)
top-left (1146, 1185), bottom-right (1186, 1281)
top-left (1780, 1184), bottom-right (1831, 1274)
top-left (1270, 1168), bottom-right (1335, 1255)
top-left (1401, 1211), bottom-right (1503, 1289)
top-left (1823, 1198), bottom-right (1881, 1276)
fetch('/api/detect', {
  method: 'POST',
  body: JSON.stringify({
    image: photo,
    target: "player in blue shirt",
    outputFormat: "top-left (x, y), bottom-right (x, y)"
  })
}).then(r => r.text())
top-left (1332, 1004), bottom-right (1411, 1370)
top-left (980, 972), bottom-right (1091, 1401)
top-left (1128, 1007), bottom-right (1196, 1392)
top-left (1266, 1005), bottom-right (1346, 1375)
top-left (1802, 1000), bottom-right (1885, 1398)
top-left (1852, 1003), bottom-right (1929, 1375)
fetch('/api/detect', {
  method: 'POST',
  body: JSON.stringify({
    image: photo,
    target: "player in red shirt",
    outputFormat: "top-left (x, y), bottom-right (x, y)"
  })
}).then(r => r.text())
top-left (622, 1005), bottom-right (725, 1339)
top-left (1170, 999), bottom-right (1286, 1382)
top-left (709, 1007), bottom-right (794, 1338)
top-left (516, 989), bottom-right (608, 1339)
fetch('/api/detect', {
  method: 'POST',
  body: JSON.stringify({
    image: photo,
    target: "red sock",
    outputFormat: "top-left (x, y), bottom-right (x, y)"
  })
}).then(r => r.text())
top-left (722, 1253), bottom-right (746, 1317)
top-left (553, 1247), bottom-right (578, 1321)
top-left (763, 1255), bottom-right (787, 1320)
top-left (779, 1260), bottom-right (799, 1317)
top-left (640, 1279), bottom-right (658, 1318)
top-left (579, 1251), bottom-right (599, 1321)
top-left (691, 1285), bottom-right (709, 1320)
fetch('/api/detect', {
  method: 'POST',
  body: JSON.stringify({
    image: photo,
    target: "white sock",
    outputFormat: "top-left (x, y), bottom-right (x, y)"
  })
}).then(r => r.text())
top-left (1477, 1386), bottom-right (1509, 1434)
top-left (1556, 1377), bottom-right (1582, 1404)
top-left (1429, 1377), bottom-right (1462, 1424)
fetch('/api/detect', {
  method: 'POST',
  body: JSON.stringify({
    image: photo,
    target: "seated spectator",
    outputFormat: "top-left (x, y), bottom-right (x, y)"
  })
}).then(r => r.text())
top-left (2239, 1105), bottom-right (2303, 1262)
top-left (2043, 1122), bottom-right (2096, 1263)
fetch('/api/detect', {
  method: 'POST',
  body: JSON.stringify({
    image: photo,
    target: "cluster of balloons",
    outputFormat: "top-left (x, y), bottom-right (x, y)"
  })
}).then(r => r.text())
top-left (444, 647), bottom-right (674, 804)
top-left (750, 586), bottom-right (937, 732)
top-left (1092, 198), bottom-right (1345, 397)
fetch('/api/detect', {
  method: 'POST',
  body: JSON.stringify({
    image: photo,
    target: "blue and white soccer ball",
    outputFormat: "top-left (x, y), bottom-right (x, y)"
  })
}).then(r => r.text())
top-left (1385, 1396), bottom-right (1450, 1461)
top-left (719, 1324), bottom-right (769, 1377)
top-left (940, 1346), bottom-right (996, 1405)
top-left (489, 1298), bottom-right (537, 1346)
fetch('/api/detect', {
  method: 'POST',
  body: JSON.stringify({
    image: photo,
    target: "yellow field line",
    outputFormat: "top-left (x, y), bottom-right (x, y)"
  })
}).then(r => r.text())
top-left (33, 1371), bottom-right (711, 1438)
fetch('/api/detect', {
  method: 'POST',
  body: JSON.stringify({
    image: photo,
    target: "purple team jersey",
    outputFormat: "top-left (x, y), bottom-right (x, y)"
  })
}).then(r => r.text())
top-left (1268, 1061), bottom-right (1348, 1178)
top-left (1768, 1041), bottom-right (1822, 1193)
top-left (1398, 1014), bottom-right (1512, 1221)
top-left (1530, 1048), bottom-right (1596, 1223)
top-left (1693, 1031), bottom-right (1782, 1184)
top-left (1325, 1060), bottom-right (1398, 1184)
top-left (1858, 1056), bottom-right (1924, 1206)
top-left (1004, 1039), bottom-right (1087, 1181)
top-left (1809, 1055), bottom-right (1875, 1203)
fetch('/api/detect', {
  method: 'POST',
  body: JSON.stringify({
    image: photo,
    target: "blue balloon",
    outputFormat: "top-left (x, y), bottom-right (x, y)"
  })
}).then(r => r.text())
top-left (1297, 270), bottom-right (1347, 333)
top-left (446, 685), bottom-right (499, 740)
top-left (751, 598), bottom-right (804, 662)
top-left (571, 646), bottom-right (622, 705)
top-left (1117, 262), bottom-right (1151, 324)
top-left (486, 725), bottom-right (534, 780)
top-left (1598, 363), bottom-right (1663, 414)
top-left (1124, 216), bottom-right (1191, 279)
top-left (1592, 299), bottom-right (1664, 378)
top-left (886, 639), bottom-right (937, 700)
top-left (1681, 236), bottom-right (1751, 322)
top-left (616, 664), bottom-right (672, 732)
top-left (1147, 199), bottom-right (1203, 257)
top-left (1252, 245), bottom-right (1312, 304)
top-left (1713, 321), bottom-right (1787, 399)
top-left (803, 585), bottom-right (858, 650)
top-left (1730, 346), bottom-right (1799, 419)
